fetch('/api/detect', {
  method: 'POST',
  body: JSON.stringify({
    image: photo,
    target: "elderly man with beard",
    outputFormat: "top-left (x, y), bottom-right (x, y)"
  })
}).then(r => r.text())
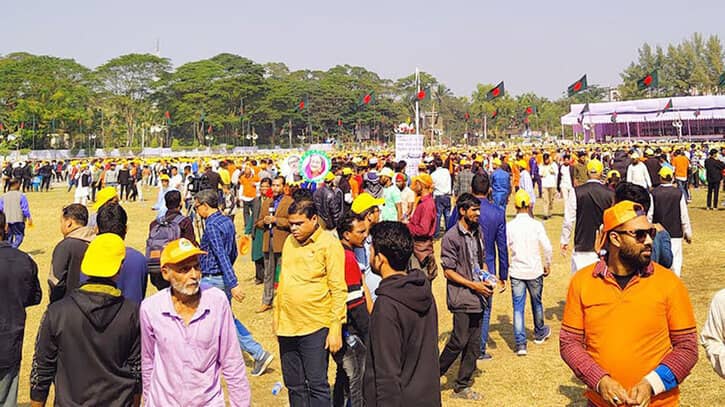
top-left (139, 238), bottom-right (251, 407)
top-left (560, 200), bottom-right (698, 407)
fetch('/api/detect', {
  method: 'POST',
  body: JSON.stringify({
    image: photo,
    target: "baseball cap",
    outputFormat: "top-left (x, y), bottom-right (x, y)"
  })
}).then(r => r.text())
top-left (658, 166), bottom-right (674, 178)
top-left (602, 200), bottom-right (647, 233)
top-left (369, 157), bottom-right (379, 165)
top-left (161, 238), bottom-right (207, 267)
top-left (492, 158), bottom-right (502, 167)
top-left (514, 189), bottom-right (531, 208)
top-left (516, 160), bottom-right (528, 169)
top-left (379, 167), bottom-right (395, 179)
top-left (160, 174), bottom-right (170, 181)
top-left (607, 170), bottom-right (621, 179)
top-left (412, 173), bottom-right (434, 188)
top-left (324, 172), bottom-right (335, 182)
top-left (587, 159), bottom-right (604, 174)
top-left (351, 193), bottom-right (384, 215)
top-left (460, 159), bottom-right (470, 166)
top-left (395, 173), bottom-right (406, 183)
top-left (365, 171), bottom-right (379, 182)
top-left (342, 167), bottom-right (353, 176)
top-left (81, 233), bottom-right (126, 278)
top-left (93, 187), bottom-right (118, 211)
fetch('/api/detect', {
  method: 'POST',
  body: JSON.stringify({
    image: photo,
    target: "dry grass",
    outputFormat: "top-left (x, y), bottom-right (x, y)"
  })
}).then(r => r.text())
top-left (13, 184), bottom-right (725, 406)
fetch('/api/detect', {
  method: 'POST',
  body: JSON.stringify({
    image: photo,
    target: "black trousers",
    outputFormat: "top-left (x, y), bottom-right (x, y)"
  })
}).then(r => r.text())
top-left (707, 182), bottom-right (720, 208)
top-left (254, 258), bottom-right (265, 283)
top-left (279, 328), bottom-right (331, 407)
top-left (41, 176), bottom-right (51, 191)
top-left (439, 312), bottom-right (483, 392)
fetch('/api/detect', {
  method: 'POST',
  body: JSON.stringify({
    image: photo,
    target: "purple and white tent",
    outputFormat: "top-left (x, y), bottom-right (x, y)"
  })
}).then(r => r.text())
top-left (561, 95), bottom-right (725, 142)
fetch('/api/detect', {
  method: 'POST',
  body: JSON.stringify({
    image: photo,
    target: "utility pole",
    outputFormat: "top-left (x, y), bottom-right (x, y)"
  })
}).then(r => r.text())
top-left (288, 118), bottom-right (292, 148)
top-left (415, 68), bottom-right (420, 135)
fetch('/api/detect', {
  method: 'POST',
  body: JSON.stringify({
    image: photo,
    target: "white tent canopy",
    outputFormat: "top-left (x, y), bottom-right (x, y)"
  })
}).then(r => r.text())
top-left (561, 95), bottom-right (725, 126)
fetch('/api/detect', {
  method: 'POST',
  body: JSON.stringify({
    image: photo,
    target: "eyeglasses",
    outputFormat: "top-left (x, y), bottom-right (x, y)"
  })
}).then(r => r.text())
top-left (613, 227), bottom-right (656, 242)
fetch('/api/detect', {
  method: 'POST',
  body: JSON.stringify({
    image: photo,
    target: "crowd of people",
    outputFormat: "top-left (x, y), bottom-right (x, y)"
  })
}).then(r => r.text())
top-left (1, 140), bottom-right (725, 406)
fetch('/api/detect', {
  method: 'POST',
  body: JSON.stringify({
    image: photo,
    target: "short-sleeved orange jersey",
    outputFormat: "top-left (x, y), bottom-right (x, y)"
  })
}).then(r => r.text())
top-left (562, 261), bottom-right (696, 407)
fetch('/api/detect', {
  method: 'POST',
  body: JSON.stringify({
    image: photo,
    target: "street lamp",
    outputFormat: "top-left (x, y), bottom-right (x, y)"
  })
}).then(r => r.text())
top-left (205, 135), bottom-right (214, 147)
top-left (297, 134), bottom-right (306, 146)
top-left (245, 133), bottom-right (258, 146)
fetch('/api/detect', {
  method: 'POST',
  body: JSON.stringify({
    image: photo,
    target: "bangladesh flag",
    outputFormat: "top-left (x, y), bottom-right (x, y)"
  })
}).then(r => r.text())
top-left (694, 109), bottom-right (701, 118)
top-left (295, 96), bottom-right (308, 112)
top-left (414, 88), bottom-right (430, 102)
top-left (567, 74), bottom-right (588, 97)
top-left (359, 91), bottom-right (375, 106)
top-left (719, 72), bottom-right (725, 87)
top-left (611, 112), bottom-right (618, 123)
top-left (486, 82), bottom-right (504, 100)
top-left (464, 112), bottom-right (470, 121)
top-left (577, 103), bottom-right (590, 123)
top-left (524, 106), bottom-right (537, 116)
top-left (490, 109), bottom-right (499, 120)
top-left (19, 122), bottom-right (25, 130)
top-left (657, 98), bottom-right (673, 116)
top-left (637, 71), bottom-right (659, 90)
top-left (164, 111), bottom-right (171, 125)
top-left (338, 118), bottom-right (343, 127)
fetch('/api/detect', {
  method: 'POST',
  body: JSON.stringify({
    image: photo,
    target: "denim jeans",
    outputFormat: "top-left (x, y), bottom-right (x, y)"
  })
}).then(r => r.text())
top-left (511, 276), bottom-right (546, 346)
top-left (279, 328), bottom-right (331, 407)
top-left (480, 295), bottom-right (493, 353)
top-left (7, 222), bottom-right (25, 249)
top-left (332, 335), bottom-right (366, 407)
top-left (201, 275), bottom-right (266, 361)
top-left (676, 179), bottom-right (690, 201)
top-left (434, 195), bottom-right (451, 238)
top-left (0, 365), bottom-right (19, 407)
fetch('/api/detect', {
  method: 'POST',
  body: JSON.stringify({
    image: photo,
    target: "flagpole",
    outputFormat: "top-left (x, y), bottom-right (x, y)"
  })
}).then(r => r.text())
top-left (415, 68), bottom-right (420, 136)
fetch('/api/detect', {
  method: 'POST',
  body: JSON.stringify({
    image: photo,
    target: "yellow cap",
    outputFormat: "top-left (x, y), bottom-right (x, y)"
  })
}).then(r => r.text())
top-left (459, 159), bottom-right (470, 166)
top-left (492, 158), bottom-right (502, 167)
top-left (324, 172), bottom-right (335, 182)
top-left (159, 174), bottom-right (170, 181)
top-left (412, 173), bottom-right (434, 187)
top-left (351, 193), bottom-right (385, 215)
top-left (658, 166), bottom-right (674, 178)
top-left (516, 160), bottom-right (528, 169)
top-left (379, 167), bottom-right (395, 179)
top-left (81, 234), bottom-right (126, 278)
top-left (160, 238), bottom-right (207, 267)
top-left (93, 187), bottom-right (118, 211)
top-left (607, 170), bottom-right (621, 179)
top-left (342, 167), bottom-right (353, 176)
top-left (514, 189), bottom-right (531, 208)
top-left (587, 159), bottom-right (604, 174)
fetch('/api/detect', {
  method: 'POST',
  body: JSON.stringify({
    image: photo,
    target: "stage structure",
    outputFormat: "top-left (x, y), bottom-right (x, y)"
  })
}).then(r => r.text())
top-left (560, 95), bottom-right (725, 142)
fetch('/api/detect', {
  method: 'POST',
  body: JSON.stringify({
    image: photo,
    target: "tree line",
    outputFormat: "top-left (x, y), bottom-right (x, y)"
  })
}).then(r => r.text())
top-left (0, 33), bottom-right (722, 150)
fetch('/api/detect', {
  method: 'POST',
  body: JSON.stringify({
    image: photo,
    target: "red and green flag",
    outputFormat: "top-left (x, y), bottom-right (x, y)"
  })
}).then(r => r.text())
top-left (524, 106), bottom-right (537, 116)
top-left (567, 74), bottom-right (588, 97)
top-left (19, 122), bottom-right (25, 130)
top-left (464, 112), bottom-right (470, 121)
top-left (337, 118), bottom-right (343, 127)
top-left (359, 91), bottom-right (375, 106)
top-left (610, 112), bottom-right (618, 123)
top-left (694, 109), bottom-right (701, 118)
top-left (164, 111), bottom-right (171, 125)
top-left (657, 98), bottom-right (673, 116)
top-left (486, 81), bottom-right (505, 101)
top-left (490, 109), bottom-right (499, 120)
top-left (414, 88), bottom-right (430, 102)
top-left (295, 96), bottom-right (308, 112)
top-left (207, 124), bottom-right (213, 134)
top-left (637, 71), bottom-right (659, 90)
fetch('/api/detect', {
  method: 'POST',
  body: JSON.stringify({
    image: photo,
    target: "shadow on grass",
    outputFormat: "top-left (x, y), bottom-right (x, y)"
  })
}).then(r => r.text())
top-left (26, 249), bottom-right (45, 256)
top-left (440, 361), bottom-right (482, 392)
top-left (558, 379), bottom-right (587, 407)
top-left (545, 300), bottom-right (565, 322)
top-left (486, 314), bottom-right (517, 352)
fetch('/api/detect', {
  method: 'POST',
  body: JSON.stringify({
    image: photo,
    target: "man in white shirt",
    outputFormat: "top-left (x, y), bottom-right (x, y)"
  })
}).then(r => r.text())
top-left (506, 189), bottom-right (552, 356)
top-left (169, 166), bottom-right (184, 191)
top-left (558, 154), bottom-right (575, 227)
top-left (701, 288), bottom-right (725, 379)
top-left (627, 152), bottom-right (652, 190)
top-left (430, 159), bottom-right (452, 238)
top-left (395, 173), bottom-right (415, 222)
top-left (539, 153), bottom-right (558, 220)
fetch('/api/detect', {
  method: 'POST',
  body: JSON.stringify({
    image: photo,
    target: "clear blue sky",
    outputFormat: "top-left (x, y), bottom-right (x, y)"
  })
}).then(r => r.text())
top-left (2, 0), bottom-right (724, 99)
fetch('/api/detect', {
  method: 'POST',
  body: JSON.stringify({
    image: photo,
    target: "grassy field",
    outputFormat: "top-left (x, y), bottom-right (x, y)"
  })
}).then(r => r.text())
top-left (12, 183), bottom-right (725, 406)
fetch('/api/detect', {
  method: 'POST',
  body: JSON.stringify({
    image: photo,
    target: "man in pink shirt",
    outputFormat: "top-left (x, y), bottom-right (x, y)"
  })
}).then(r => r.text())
top-left (140, 238), bottom-right (251, 406)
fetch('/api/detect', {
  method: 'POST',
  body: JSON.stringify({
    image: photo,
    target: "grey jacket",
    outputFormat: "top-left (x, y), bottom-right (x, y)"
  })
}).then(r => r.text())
top-left (440, 222), bottom-right (487, 313)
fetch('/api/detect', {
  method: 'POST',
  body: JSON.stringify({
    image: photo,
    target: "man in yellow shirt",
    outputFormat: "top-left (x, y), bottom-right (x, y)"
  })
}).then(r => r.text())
top-left (274, 199), bottom-right (347, 407)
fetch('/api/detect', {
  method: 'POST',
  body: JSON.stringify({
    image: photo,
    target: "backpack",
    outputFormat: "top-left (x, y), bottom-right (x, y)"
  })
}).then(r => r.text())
top-left (145, 214), bottom-right (185, 275)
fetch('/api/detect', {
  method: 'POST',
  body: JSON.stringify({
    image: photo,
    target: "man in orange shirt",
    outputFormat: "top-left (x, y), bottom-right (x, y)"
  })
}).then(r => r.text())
top-left (671, 149), bottom-right (691, 202)
top-left (560, 200), bottom-right (697, 407)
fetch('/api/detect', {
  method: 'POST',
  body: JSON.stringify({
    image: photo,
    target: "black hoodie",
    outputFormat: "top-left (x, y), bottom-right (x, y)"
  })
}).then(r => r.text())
top-left (364, 269), bottom-right (441, 407)
top-left (31, 280), bottom-right (141, 406)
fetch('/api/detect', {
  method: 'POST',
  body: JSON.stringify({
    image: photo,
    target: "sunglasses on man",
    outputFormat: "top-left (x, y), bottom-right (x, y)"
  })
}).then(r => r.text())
top-left (613, 227), bottom-right (656, 243)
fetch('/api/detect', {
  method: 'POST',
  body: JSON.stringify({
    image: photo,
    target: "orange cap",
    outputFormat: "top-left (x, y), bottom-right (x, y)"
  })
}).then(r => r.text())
top-left (160, 238), bottom-right (207, 267)
top-left (602, 201), bottom-right (647, 233)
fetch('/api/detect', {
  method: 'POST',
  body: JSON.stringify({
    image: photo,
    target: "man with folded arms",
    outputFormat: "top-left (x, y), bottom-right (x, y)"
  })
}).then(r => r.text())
top-left (140, 238), bottom-right (251, 406)
top-left (560, 200), bottom-right (698, 406)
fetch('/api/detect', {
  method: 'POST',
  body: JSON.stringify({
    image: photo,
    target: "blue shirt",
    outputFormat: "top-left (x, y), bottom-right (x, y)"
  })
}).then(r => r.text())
top-left (491, 169), bottom-right (511, 197)
top-left (479, 199), bottom-right (509, 281)
top-left (200, 211), bottom-right (238, 288)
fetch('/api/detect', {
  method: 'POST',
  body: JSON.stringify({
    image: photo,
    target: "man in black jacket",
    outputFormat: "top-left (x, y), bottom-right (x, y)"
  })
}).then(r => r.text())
top-left (364, 221), bottom-right (441, 407)
top-left (704, 149), bottom-right (725, 210)
top-left (0, 210), bottom-right (41, 406)
top-left (313, 171), bottom-right (344, 231)
top-left (49, 203), bottom-right (94, 303)
top-left (31, 233), bottom-right (141, 407)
